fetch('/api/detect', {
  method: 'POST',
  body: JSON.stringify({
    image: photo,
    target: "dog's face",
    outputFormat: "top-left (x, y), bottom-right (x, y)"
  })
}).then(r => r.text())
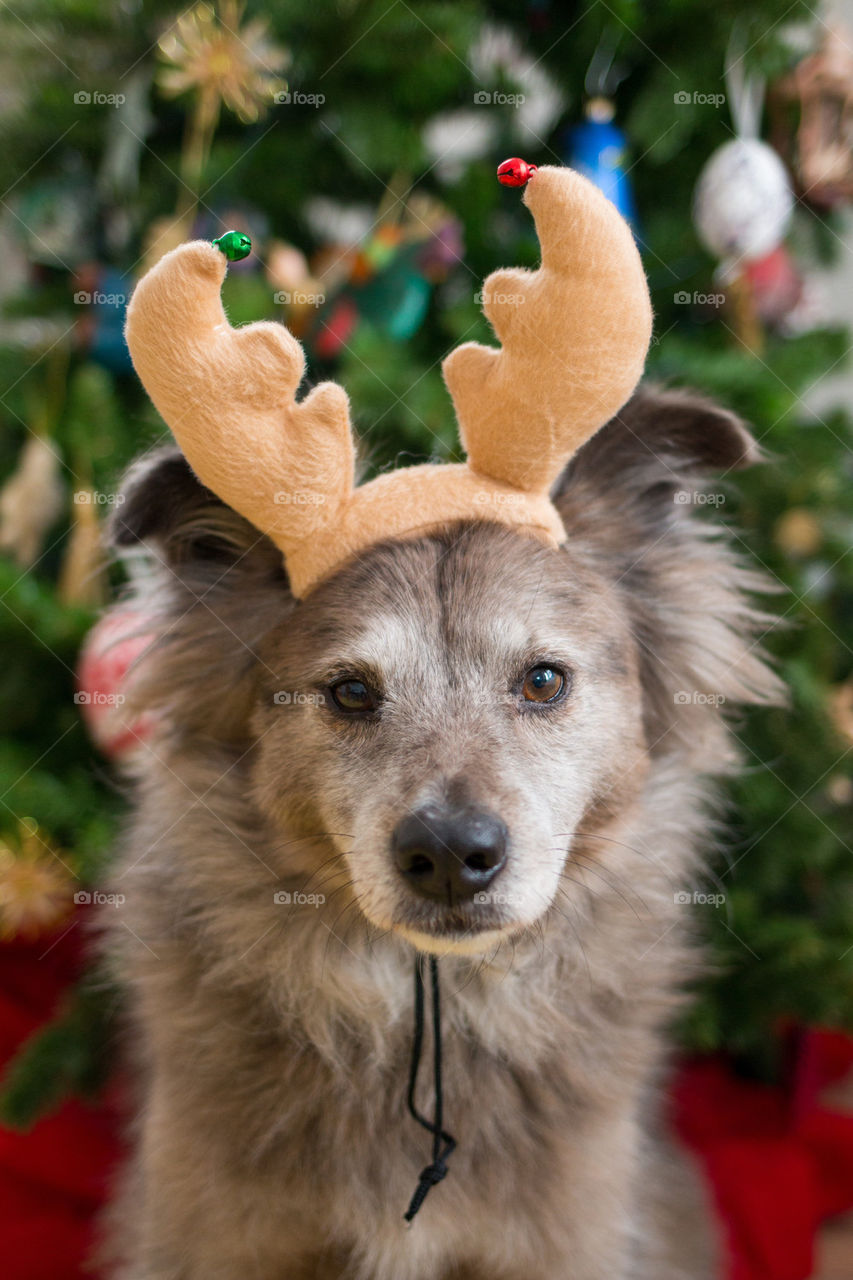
top-left (115, 386), bottom-right (776, 959)
top-left (253, 526), bottom-right (647, 955)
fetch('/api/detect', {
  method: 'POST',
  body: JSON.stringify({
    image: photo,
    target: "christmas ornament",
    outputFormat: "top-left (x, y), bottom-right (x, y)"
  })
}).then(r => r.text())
top-left (564, 31), bottom-right (636, 225)
top-left (693, 137), bottom-right (793, 264)
top-left (363, 250), bottom-right (431, 342)
top-left (301, 196), bottom-right (463, 357)
top-left (565, 99), bottom-right (636, 225)
top-left (57, 486), bottom-right (106, 610)
top-left (743, 245), bottom-right (804, 329)
top-left (469, 21), bottom-right (564, 141)
top-left (157, 1), bottom-right (288, 222)
top-left (772, 22), bottom-right (853, 209)
top-left (422, 111), bottom-right (497, 184)
top-left (12, 167), bottom-right (94, 268)
top-left (692, 45), bottom-right (795, 353)
top-left (0, 435), bottom-right (64, 567)
top-left (0, 819), bottom-right (75, 941)
top-left (73, 264), bottom-right (133, 374)
top-left (829, 681), bottom-right (853, 747)
top-left (266, 240), bottom-right (324, 337)
top-left (774, 507), bottom-right (822, 557)
top-left (212, 229), bottom-right (252, 262)
top-left (266, 241), bottom-right (310, 294)
top-left (826, 774), bottom-right (853, 806)
top-left (350, 223), bottom-right (401, 281)
top-left (423, 24), bottom-right (563, 184)
top-left (694, 44), bottom-right (794, 270)
top-left (408, 196), bottom-right (465, 280)
top-left (312, 295), bottom-right (359, 361)
top-left (0, 345), bottom-right (69, 566)
top-left (157, 0), bottom-right (288, 125)
top-left (76, 608), bottom-right (156, 760)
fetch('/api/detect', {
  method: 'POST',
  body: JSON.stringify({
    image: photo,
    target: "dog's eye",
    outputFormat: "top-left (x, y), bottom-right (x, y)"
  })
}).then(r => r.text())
top-left (330, 678), bottom-right (377, 714)
top-left (521, 665), bottom-right (566, 704)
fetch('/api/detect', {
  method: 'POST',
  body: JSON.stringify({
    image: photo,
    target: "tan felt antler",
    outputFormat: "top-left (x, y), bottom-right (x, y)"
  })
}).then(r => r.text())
top-left (125, 243), bottom-right (355, 554)
top-left (442, 166), bottom-right (653, 492)
top-left (125, 166), bottom-right (652, 597)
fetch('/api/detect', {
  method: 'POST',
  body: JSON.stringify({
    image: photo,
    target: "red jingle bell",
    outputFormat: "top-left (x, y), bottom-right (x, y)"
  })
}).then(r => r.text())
top-left (497, 158), bottom-right (538, 188)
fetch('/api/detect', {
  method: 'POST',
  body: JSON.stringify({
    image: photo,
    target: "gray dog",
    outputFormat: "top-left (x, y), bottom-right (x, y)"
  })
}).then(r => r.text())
top-left (99, 384), bottom-right (782, 1280)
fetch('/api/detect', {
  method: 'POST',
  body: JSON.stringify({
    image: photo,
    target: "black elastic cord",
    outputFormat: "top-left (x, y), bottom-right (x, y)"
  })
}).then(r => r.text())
top-left (403, 955), bottom-right (457, 1222)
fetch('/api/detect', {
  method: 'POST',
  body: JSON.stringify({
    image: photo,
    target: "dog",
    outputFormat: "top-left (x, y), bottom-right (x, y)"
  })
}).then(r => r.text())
top-left (97, 383), bottom-right (783, 1280)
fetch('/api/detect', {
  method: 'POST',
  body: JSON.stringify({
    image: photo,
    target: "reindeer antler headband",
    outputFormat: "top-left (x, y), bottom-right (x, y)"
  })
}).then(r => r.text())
top-left (125, 163), bottom-right (652, 597)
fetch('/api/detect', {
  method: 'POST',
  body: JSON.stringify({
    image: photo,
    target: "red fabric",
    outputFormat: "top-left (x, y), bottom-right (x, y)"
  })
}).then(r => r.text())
top-left (672, 1038), bottom-right (853, 1280)
top-left (0, 916), bottom-right (122, 1280)
top-left (2, 916), bottom-right (853, 1279)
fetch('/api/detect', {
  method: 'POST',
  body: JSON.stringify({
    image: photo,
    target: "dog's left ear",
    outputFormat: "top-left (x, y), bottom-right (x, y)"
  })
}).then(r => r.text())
top-left (556, 384), bottom-right (782, 757)
top-left (555, 384), bottom-right (759, 542)
top-left (559, 383), bottom-right (758, 501)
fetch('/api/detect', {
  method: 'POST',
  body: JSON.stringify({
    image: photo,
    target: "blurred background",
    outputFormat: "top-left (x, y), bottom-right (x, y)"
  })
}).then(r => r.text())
top-left (0, 2), bottom-right (852, 1277)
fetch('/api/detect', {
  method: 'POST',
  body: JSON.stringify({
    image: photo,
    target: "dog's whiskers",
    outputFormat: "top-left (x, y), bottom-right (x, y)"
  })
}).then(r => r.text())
top-left (559, 830), bottom-right (680, 894)
top-left (303, 858), bottom-right (354, 899)
top-left (549, 886), bottom-right (593, 988)
top-left (320, 895), bottom-right (364, 978)
top-left (266, 831), bottom-right (355, 853)
top-left (560, 853), bottom-right (649, 920)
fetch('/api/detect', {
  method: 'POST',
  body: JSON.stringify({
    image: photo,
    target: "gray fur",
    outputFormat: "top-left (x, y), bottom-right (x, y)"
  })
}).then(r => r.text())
top-left (99, 387), bottom-right (784, 1279)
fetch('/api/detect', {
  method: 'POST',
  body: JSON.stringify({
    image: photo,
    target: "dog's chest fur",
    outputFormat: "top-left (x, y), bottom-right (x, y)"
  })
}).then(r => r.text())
top-left (109, 755), bottom-right (709, 1280)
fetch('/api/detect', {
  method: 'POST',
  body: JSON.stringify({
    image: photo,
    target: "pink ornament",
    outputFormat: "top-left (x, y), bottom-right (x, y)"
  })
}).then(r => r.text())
top-left (75, 609), bottom-right (156, 759)
top-left (743, 245), bottom-right (803, 325)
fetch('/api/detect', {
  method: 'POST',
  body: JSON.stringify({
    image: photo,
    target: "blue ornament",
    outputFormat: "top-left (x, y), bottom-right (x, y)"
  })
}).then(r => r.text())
top-left (564, 100), bottom-right (636, 228)
top-left (87, 268), bottom-right (133, 374)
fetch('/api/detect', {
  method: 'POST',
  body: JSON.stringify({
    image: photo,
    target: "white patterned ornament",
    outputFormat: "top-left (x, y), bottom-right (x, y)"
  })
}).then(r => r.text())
top-left (693, 136), bottom-right (794, 265)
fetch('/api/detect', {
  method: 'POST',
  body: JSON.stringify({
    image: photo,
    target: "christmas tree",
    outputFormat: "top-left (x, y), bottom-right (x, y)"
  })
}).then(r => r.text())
top-left (1, 0), bottom-right (851, 1125)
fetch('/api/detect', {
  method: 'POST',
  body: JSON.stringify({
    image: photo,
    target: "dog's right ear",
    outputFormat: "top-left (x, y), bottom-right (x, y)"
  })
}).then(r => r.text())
top-left (110, 447), bottom-right (287, 583)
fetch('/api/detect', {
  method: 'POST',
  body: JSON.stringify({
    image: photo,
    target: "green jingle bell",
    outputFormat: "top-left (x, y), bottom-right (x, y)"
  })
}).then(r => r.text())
top-left (212, 230), bottom-right (252, 262)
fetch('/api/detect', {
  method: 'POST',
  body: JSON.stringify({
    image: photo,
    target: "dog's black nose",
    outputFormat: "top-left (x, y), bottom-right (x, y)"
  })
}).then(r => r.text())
top-left (392, 806), bottom-right (508, 904)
